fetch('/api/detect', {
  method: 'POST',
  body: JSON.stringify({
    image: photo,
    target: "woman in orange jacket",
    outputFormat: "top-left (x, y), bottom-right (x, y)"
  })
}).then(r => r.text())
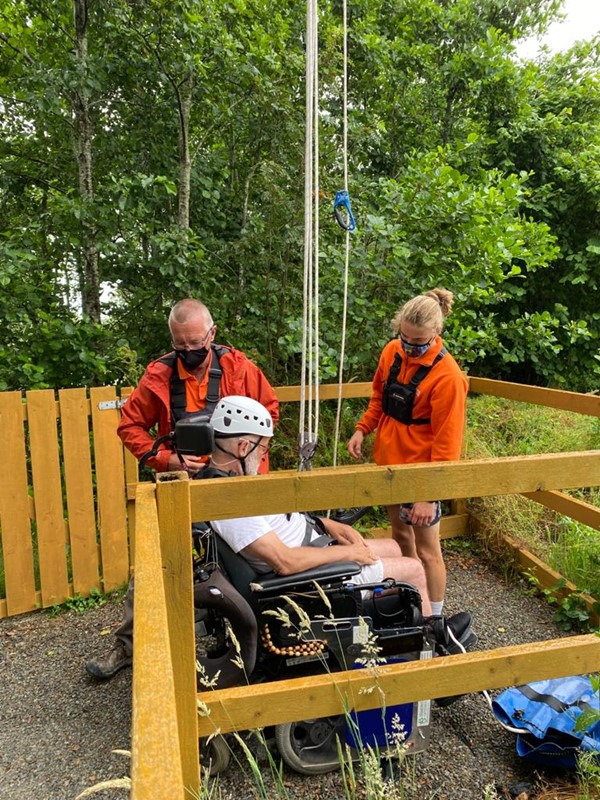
top-left (347, 288), bottom-right (467, 617)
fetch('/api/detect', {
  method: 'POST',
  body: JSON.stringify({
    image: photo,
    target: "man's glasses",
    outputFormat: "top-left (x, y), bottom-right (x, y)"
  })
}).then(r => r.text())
top-left (242, 439), bottom-right (272, 455)
top-left (171, 325), bottom-right (215, 351)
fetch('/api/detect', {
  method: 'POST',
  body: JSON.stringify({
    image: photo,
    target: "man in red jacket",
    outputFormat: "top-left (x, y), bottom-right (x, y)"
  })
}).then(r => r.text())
top-left (86, 298), bottom-right (279, 679)
top-left (117, 298), bottom-right (279, 474)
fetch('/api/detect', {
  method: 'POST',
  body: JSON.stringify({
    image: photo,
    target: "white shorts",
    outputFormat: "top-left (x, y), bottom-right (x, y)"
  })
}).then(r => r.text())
top-left (352, 559), bottom-right (384, 586)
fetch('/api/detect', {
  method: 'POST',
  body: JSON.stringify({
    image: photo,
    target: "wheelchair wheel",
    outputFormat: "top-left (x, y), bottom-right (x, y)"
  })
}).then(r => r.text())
top-left (200, 735), bottom-right (231, 776)
top-left (274, 715), bottom-right (346, 775)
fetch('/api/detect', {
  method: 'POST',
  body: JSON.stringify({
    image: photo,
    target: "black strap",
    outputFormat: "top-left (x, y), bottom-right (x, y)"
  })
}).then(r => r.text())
top-left (159, 344), bottom-right (229, 427)
top-left (387, 352), bottom-right (403, 384)
top-left (516, 684), bottom-right (596, 714)
top-left (383, 347), bottom-right (447, 426)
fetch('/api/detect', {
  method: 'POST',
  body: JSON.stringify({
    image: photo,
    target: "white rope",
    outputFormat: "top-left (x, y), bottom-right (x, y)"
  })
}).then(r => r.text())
top-left (299, 0), bottom-right (320, 469)
top-left (332, 0), bottom-right (351, 468)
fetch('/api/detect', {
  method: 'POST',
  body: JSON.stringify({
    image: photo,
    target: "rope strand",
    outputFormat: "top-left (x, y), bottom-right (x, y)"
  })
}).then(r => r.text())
top-left (299, 0), bottom-right (319, 469)
top-left (332, 0), bottom-right (351, 469)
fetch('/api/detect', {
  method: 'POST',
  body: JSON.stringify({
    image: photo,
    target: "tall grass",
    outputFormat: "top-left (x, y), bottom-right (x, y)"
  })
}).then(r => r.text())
top-left (465, 395), bottom-right (600, 600)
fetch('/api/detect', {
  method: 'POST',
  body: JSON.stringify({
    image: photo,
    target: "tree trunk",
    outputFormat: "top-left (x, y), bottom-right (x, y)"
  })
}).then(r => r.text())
top-left (72, 0), bottom-right (100, 322)
top-left (177, 69), bottom-right (193, 229)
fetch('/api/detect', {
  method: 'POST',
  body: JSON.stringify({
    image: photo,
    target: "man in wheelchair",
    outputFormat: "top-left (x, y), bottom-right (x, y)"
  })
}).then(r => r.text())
top-left (195, 396), bottom-right (477, 774)
top-left (201, 396), bottom-right (475, 657)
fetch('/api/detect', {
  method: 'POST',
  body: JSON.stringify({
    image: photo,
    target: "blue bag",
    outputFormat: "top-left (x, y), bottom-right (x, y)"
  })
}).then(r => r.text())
top-left (492, 676), bottom-right (600, 769)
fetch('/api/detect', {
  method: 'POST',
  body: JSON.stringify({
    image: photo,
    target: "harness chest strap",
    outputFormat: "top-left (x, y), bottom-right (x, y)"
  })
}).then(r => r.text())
top-left (159, 344), bottom-right (229, 427)
top-left (384, 346), bottom-right (447, 426)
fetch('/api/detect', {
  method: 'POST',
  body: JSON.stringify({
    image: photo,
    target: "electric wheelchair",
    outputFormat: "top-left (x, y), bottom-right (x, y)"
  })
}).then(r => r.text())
top-left (156, 413), bottom-right (474, 776)
top-left (193, 515), bottom-right (441, 776)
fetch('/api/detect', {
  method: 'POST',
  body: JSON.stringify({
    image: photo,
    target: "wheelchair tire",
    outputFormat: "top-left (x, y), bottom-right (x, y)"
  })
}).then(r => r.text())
top-left (274, 716), bottom-right (346, 775)
top-left (200, 735), bottom-right (231, 776)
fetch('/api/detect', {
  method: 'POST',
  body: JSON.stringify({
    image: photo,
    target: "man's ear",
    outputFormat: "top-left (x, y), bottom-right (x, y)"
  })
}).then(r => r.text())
top-left (237, 437), bottom-right (251, 457)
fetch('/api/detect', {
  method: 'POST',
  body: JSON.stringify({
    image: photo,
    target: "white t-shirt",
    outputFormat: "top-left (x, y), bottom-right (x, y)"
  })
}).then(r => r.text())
top-left (211, 512), bottom-right (310, 573)
top-left (211, 511), bottom-right (385, 586)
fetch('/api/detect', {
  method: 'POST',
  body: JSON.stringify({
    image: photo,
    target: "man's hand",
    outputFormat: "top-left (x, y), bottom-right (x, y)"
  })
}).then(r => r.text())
top-left (319, 518), bottom-right (368, 547)
top-left (342, 541), bottom-right (378, 566)
top-left (167, 452), bottom-right (206, 475)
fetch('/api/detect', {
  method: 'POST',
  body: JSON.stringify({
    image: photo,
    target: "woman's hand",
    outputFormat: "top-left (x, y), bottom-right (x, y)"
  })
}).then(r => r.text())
top-left (407, 501), bottom-right (437, 527)
top-left (347, 430), bottom-right (365, 459)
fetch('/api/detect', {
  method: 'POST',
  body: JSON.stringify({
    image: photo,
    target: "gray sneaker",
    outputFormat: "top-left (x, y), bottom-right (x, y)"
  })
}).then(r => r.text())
top-left (86, 641), bottom-right (132, 679)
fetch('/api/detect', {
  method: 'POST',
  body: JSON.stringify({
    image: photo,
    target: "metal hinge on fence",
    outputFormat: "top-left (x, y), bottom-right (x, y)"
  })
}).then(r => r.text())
top-left (98, 399), bottom-right (128, 410)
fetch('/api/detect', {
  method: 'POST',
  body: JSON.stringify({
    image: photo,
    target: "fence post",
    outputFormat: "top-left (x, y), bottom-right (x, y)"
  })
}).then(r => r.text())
top-left (131, 483), bottom-right (186, 800)
top-left (156, 474), bottom-right (200, 796)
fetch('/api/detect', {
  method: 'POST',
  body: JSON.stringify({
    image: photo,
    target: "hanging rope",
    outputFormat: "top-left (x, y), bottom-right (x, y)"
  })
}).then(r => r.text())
top-left (298, 0), bottom-right (320, 471)
top-left (332, 0), bottom-right (352, 469)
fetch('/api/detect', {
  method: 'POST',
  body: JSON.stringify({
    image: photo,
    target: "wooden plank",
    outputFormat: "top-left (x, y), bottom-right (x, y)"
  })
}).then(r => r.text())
top-left (156, 475), bottom-right (200, 795)
top-left (0, 392), bottom-right (37, 615)
top-left (275, 382), bottom-right (372, 402)
top-left (131, 483), bottom-right (186, 800)
top-left (124, 449), bottom-right (139, 568)
top-left (468, 377), bottom-right (600, 417)
top-left (120, 389), bottom-right (138, 565)
top-left (27, 390), bottom-right (70, 607)
top-left (190, 451), bottom-right (600, 522)
top-left (367, 514), bottom-right (469, 540)
top-left (501, 534), bottom-right (599, 626)
top-left (439, 514), bottom-right (469, 538)
top-left (90, 387), bottom-right (130, 590)
top-left (59, 388), bottom-right (100, 594)
top-left (523, 490), bottom-right (600, 531)
top-left (198, 634), bottom-right (600, 736)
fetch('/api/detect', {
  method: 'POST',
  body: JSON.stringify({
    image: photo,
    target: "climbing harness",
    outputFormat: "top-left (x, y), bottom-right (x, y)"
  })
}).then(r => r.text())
top-left (158, 343), bottom-right (229, 427)
top-left (382, 348), bottom-right (447, 425)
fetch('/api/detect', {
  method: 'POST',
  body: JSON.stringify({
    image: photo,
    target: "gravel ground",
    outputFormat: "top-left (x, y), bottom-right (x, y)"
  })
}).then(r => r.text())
top-left (0, 544), bottom-right (577, 800)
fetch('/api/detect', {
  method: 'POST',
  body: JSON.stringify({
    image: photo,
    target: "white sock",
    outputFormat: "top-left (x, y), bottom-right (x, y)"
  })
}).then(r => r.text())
top-left (430, 601), bottom-right (444, 616)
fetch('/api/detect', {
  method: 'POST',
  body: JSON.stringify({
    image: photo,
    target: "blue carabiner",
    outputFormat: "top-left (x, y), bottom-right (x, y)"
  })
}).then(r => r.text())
top-left (333, 189), bottom-right (356, 232)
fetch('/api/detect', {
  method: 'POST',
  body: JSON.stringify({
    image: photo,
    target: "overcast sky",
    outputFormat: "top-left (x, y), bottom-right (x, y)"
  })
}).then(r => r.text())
top-left (517, 0), bottom-right (600, 58)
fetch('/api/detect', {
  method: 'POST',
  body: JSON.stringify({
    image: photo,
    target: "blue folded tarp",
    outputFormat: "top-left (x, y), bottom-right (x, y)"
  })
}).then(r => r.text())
top-left (492, 676), bottom-right (600, 769)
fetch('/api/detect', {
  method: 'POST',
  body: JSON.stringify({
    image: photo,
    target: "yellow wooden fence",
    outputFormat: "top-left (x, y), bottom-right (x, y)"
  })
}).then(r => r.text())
top-left (131, 450), bottom-right (600, 799)
top-left (0, 377), bottom-right (599, 799)
top-left (0, 387), bottom-right (131, 617)
top-left (0, 378), bottom-right (599, 618)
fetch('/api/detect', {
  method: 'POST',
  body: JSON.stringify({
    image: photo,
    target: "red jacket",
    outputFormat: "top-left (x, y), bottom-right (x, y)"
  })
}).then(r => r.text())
top-left (118, 346), bottom-right (279, 472)
top-left (356, 336), bottom-right (467, 465)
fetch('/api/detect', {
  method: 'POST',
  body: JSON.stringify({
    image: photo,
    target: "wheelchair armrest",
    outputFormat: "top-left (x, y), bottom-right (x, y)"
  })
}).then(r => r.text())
top-left (249, 561), bottom-right (362, 594)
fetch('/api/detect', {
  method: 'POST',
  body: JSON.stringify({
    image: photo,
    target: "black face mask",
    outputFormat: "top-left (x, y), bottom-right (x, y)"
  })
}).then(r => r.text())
top-left (176, 347), bottom-right (209, 371)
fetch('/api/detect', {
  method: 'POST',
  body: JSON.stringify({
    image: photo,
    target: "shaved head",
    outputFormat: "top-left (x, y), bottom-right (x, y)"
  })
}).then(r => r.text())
top-left (168, 299), bottom-right (213, 331)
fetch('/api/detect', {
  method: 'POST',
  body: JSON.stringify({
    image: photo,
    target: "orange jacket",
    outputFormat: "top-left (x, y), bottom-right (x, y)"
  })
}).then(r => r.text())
top-left (356, 337), bottom-right (467, 465)
top-left (118, 345), bottom-right (279, 472)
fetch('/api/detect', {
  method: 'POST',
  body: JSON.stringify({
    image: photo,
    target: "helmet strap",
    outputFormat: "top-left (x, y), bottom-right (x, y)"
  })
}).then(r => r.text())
top-left (212, 438), bottom-right (261, 475)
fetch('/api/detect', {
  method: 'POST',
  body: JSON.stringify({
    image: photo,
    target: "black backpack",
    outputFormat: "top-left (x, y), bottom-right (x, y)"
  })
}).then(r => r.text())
top-left (381, 347), bottom-right (446, 425)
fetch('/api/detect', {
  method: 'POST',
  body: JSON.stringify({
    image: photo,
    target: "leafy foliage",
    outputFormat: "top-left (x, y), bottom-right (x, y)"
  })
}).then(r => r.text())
top-left (0, 0), bottom-right (598, 391)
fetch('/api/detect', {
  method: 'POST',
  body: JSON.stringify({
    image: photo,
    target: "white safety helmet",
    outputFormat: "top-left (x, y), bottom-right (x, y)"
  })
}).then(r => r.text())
top-left (211, 395), bottom-right (274, 439)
